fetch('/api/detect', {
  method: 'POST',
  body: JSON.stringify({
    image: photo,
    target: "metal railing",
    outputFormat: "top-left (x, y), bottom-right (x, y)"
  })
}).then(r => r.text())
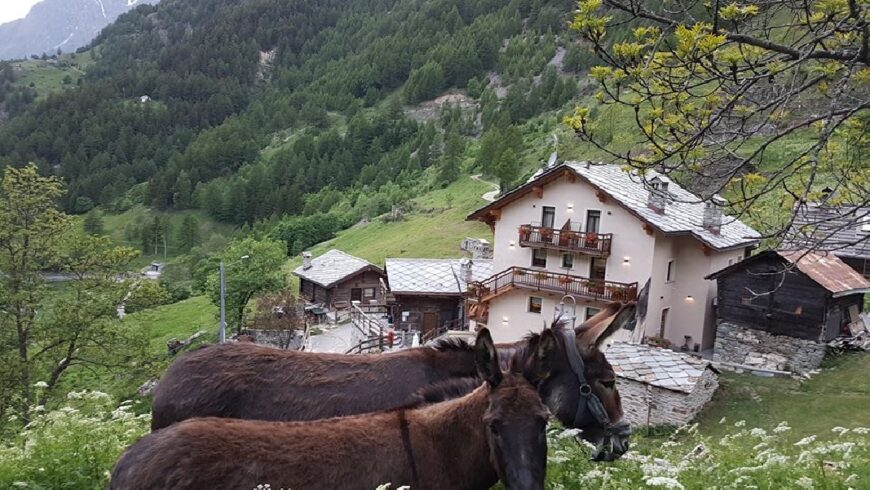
top-left (468, 267), bottom-right (637, 304)
top-left (518, 225), bottom-right (612, 256)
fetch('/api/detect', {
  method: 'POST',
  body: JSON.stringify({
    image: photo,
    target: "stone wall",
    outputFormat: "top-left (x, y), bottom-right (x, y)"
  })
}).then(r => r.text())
top-left (713, 322), bottom-right (826, 373)
top-left (618, 369), bottom-right (719, 427)
top-left (242, 329), bottom-right (303, 350)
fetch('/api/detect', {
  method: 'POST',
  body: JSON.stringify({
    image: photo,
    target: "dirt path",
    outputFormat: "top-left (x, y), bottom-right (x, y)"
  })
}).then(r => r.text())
top-left (471, 174), bottom-right (500, 202)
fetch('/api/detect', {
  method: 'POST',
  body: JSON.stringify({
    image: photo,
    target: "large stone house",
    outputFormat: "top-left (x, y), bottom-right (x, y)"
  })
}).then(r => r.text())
top-left (466, 162), bottom-right (760, 346)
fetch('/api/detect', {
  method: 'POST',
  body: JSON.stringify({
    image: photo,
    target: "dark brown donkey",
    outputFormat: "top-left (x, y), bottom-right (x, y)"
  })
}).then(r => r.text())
top-left (111, 329), bottom-right (550, 490)
top-left (151, 301), bottom-right (635, 460)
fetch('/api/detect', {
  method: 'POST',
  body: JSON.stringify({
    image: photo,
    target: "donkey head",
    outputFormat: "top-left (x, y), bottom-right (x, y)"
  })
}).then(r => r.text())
top-left (476, 328), bottom-right (549, 490)
top-left (523, 302), bottom-right (634, 462)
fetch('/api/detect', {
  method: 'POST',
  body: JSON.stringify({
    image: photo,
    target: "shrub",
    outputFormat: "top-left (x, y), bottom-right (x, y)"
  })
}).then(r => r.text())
top-left (0, 391), bottom-right (149, 489)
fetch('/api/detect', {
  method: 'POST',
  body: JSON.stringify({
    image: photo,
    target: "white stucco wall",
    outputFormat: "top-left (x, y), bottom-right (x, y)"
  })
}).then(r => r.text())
top-left (482, 172), bottom-right (751, 345)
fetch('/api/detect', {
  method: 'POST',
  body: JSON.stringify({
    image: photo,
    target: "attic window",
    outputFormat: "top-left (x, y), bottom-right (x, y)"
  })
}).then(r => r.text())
top-left (861, 217), bottom-right (870, 233)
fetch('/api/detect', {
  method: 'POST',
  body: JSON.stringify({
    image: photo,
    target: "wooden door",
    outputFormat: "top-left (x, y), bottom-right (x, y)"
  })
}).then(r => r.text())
top-left (422, 312), bottom-right (438, 336)
top-left (350, 288), bottom-right (362, 302)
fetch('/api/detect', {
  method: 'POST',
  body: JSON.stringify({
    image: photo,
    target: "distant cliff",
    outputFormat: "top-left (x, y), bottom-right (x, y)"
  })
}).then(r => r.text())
top-left (0, 0), bottom-right (159, 61)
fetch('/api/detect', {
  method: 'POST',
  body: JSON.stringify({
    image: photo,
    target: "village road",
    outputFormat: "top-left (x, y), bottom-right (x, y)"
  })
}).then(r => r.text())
top-left (307, 322), bottom-right (355, 353)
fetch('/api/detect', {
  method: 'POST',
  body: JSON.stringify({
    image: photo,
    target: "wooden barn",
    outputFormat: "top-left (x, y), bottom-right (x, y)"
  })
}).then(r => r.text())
top-left (384, 258), bottom-right (492, 339)
top-left (293, 250), bottom-right (385, 311)
top-left (707, 250), bottom-right (870, 372)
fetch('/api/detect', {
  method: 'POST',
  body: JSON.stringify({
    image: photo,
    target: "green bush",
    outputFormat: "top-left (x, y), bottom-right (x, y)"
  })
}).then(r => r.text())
top-left (0, 391), bottom-right (149, 489)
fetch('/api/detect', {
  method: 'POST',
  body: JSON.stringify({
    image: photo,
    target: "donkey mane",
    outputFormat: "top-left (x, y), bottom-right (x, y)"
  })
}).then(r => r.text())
top-left (430, 337), bottom-right (474, 352)
top-left (404, 377), bottom-right (481, 407)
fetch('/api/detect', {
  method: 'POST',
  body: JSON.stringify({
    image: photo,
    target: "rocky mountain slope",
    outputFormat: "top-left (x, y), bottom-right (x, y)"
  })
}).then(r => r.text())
top-left (0, 0), bottom-right (159, 60)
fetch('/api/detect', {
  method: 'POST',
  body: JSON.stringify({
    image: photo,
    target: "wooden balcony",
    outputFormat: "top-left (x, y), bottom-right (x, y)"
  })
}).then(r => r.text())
top-left (467, 267), bottom-right (637, 306)
top-left (518, 225), bottom-right (612, 257)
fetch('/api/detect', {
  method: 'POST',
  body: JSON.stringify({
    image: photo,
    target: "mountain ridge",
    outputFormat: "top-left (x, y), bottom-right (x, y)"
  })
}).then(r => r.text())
top-left (0, 0), bottom-right (159, 61)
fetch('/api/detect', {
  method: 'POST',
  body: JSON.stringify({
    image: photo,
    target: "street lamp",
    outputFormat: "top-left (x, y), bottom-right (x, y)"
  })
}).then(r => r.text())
top-left (219, 254), bottom-right (250, 344)
top-left (557, 294), bottom-right (577, 330)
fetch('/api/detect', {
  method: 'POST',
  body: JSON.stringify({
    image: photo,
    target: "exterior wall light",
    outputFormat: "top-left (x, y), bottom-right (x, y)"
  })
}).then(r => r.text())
top-left (622, 256), bottom-right (630, 265)
top-left (509, 240), bottom-right (516, 249)
top-left (685, 296), bottom-right (695, 303)
top-left (567, 204), bottom-right (574, 212)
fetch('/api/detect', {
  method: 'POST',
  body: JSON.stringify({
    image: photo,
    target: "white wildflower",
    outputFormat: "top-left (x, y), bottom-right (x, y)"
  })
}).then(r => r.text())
top-left (794, 435), bottom-right (816, 446)
top-left (33, 381), bottom-right (48, 388)
top-left (795, 476), bottom-right (813, 489)
top-left (734, 420), bottom-right (746, 427)
top-left (12, 483), bottom-right (27, 488)
top-left (773, 422), bottom-right (791, 434)
top-left (556, 428), bottom-right (582, 439)
top-left (832, 426), bottom-right (849, 436)
top-left (749, 428), bottom-right (767, 437)
top-left (851, 427), bottom-right (869, 435)
top-left (644, 476), bottom-right (684, 489)
top-left (33, 405), bottom-right (44, 412)
top-left (719, 417), bottom-right (727, 424)
top-left (844, 474), bottom-right (858, 484)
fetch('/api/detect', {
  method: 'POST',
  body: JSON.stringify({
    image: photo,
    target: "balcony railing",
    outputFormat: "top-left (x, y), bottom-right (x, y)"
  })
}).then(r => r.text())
top-left (518, 225), bottom-right (612, 257)
top-left (467, 266), bottom-right (637, 304)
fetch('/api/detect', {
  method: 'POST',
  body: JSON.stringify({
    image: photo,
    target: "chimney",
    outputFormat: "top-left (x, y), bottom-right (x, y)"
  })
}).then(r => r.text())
top-left (703, 196), bottom-right (725, 234)
top-left (459, 258), bottom-right (473, 284)
top-left (647, 176), bottom-right (669, 214)
top-left (302, 251), bottom-right (313, 270)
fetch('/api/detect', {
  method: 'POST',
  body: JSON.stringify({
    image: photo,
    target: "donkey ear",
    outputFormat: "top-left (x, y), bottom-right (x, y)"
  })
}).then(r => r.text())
top-left (474, 328), bottom-right (502, 387)
top-left (577, 302), bottom-right (634, 353)
top-left (525, 328), bottom-right (557, 383)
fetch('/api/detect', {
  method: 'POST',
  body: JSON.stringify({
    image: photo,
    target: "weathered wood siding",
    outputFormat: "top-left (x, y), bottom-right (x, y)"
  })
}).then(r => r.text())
top-left (392, 295), bottom-right (462, 331)
top-left (329, 270), bottom-right (385, 309)
top-left (716, 255), bottom-right (829, 340)
top-left (826, 294), bottom-right (865, 340)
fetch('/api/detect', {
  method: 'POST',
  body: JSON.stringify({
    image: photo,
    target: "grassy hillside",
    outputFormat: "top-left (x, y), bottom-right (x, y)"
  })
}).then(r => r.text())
top-left (286, 175), bottom-right (493, 287)
top-left (9, 51), bottom-right (95, 96)
top-left (56, 296), bottom-right (217, 402)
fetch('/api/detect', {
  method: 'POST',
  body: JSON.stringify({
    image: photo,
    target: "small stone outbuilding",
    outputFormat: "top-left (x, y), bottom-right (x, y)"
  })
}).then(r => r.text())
top-left (607, 342), bottom-right (719, 427)
top-left (707, 250), bottom-right (869, 373)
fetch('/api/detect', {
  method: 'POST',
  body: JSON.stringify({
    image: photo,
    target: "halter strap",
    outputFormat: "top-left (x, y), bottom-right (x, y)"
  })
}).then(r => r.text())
top-left (397, 410), bottom-right (420, 488)
top-left (559, 328), bottom-right (611, 429)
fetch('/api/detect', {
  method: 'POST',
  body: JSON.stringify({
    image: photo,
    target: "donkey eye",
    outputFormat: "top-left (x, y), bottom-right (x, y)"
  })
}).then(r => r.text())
top-left (602, 380), bottom-right (616, 389)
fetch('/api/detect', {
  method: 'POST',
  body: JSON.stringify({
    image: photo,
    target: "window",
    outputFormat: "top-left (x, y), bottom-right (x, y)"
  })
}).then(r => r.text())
top-left (562, 253), bottom-right (574, 269)
top-left (590, 257), bottom-right (607, 280)
top-left (659, 307), bottom-right (670, 337)
top-left (585, 210), bottom-right (601, 233)
top-left (541, 206), bottom-right (556, 228)
top-left (363, 287), bottom-right (376, 299)
top-left (585, 307), bottom-right (601, 321)
top-left (528, 296), bottom-right (543, 314)
top-left (532, 249), bottom-right (548, 268)
top-left (861, 216), bottom-right (870, 233)
top-left (666, 259), bottom-right (676, 282)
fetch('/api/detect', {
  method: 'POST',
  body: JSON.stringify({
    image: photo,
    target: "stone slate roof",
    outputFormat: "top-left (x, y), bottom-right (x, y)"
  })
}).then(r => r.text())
top-left (468, 162), bottom-right (760, 251)
top-left (606, 342), bottom-right (715, 393)
top-left (385, 258), bottom-right (493, 295)
top-left (786, 203), bottom-right (870, 260)
top-left (292, 249), bottom-right (382, 288)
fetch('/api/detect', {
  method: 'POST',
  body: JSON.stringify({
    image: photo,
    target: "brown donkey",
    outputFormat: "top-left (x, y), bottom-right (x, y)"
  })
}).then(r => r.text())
top-left (111, 328), bottom-right (550, 490)
top-left (151, 301), bottom-right (635, 460)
